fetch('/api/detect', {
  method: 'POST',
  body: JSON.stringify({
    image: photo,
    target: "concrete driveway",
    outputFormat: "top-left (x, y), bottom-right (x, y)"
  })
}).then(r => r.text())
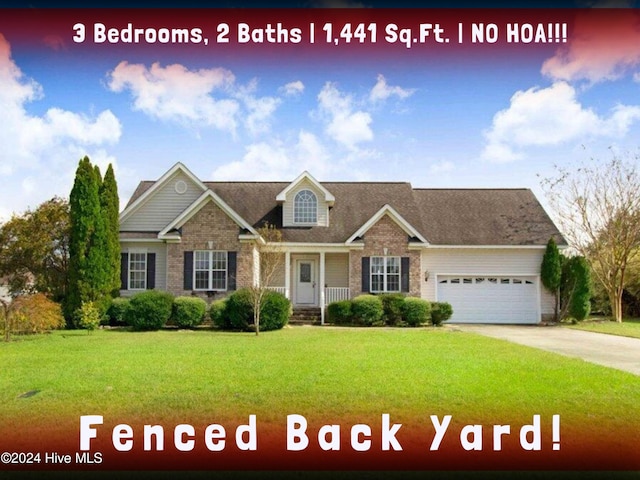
top-left (455, 325), bottom-right (640, 376)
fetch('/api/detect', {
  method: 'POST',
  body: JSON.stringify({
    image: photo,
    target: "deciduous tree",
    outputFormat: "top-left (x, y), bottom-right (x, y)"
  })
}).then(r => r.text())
top-left (541, 152), bottom-right (640, 322)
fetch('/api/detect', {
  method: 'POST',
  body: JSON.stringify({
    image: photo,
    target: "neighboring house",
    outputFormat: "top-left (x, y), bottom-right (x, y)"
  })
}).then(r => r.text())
top-left (119, 163), bottom-right (566, 324)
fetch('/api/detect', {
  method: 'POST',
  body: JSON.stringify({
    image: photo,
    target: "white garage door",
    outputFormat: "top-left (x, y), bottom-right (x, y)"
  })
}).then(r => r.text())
top-left (437, 276), bottom-right (539, 324)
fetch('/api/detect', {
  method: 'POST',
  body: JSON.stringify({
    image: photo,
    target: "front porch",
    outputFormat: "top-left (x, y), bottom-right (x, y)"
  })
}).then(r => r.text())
top-left (268, 250), bottom-right (352, 325)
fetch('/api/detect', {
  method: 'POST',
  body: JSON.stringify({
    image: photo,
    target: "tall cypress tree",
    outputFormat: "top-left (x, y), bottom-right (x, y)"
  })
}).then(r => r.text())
top-left (65, 157), bottom-right (111, 325)
top-left (100, 164), bottom-right (121, 296)
top-left (541, 237), bottom-right (562, 322)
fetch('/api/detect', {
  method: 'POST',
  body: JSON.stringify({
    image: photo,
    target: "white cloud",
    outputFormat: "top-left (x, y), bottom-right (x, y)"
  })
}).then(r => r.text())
top-left (317, 81), bottom-right (373, 150)
top-left (108, 61), bottom-right (240, 133)
top-left (0, 33), bottom-right (121, 219)
top-left (482, 81), bottom-right (640, 162)
top-left (211, 130), bottom-right (332, 181)
top-left (281, 80), bottom-right (304, 96)
top-left (541, 10), bottom-right (640, 83)
top-left (369, 74), bottom-right (414, 102)
top-left (235, 79), bottom-right (281, 136)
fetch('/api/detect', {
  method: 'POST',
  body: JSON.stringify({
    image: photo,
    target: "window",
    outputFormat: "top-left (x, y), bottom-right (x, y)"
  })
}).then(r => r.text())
top-left (129, 252), bottom-right (147, 290)
top-left (194, 251), bottom-right (227, 291)
top-left (370, 256), bottom-right (401, 293)
top-left (294, 189), bottom-right (318, 224)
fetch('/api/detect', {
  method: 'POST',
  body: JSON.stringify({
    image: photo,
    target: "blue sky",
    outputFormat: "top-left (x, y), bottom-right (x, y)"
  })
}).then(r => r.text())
top-left (1, 6), bottom-right (640, 221)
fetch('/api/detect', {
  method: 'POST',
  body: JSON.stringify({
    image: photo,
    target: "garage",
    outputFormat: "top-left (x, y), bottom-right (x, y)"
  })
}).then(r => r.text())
top-left (437, 275), bottom-right (539, 324)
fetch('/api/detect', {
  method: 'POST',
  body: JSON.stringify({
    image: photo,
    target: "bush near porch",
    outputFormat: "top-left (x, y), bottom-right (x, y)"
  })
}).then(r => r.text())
top-left (327, 294), bottom-right (452, 327)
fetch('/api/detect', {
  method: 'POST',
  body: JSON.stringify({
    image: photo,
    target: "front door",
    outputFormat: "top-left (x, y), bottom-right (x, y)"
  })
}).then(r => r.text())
top-left (295, 260), bottom-right (316, 305)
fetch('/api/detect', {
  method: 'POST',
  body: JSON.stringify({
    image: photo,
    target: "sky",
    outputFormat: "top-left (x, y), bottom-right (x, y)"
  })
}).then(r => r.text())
top-left (1, 5), bottom-right (640, 222)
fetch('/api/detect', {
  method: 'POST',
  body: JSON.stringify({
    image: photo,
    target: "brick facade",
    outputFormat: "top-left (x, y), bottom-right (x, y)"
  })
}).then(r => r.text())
top-left (349, 214), bottom-right (422, 298)
top-left (166, 200), bottom-right (255, 299)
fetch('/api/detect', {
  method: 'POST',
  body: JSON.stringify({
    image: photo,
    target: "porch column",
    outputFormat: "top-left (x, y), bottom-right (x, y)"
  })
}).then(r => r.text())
top-left (284, 251), bottom-right (291, 301)
top-left (319, 251), bottom-right (326, 325)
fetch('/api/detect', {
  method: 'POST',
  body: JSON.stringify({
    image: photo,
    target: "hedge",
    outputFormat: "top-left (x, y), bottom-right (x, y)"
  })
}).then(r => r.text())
top-left (401, 297), bottom-right (431, 327)
top-left (351, 295), bottom-right (384, 326)
top-left (220, 288), bottom-right (291, 331)
top-left (430, 302), bottom-right (453, 326)
top-left (327, 300), bottom-right (352, 325)
top-left (124, 290), bottom-right (174, 331)
top-left (379, 293), bottom-right (405, 326)
top-left (172, 296), bottom-right (207, 329)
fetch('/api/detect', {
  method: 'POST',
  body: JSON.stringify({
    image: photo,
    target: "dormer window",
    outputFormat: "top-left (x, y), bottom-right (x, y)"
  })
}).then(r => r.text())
top-left (294, 189), bottom-right (318, 224)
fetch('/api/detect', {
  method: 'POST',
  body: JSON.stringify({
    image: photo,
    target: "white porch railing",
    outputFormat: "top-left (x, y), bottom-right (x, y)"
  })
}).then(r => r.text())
top-left (325, 287), bottom-right (350, 305)
top-left (267, 286), bottom-right (287, 296)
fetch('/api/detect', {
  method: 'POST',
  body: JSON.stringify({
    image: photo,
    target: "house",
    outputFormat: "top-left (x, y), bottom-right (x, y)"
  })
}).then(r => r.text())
top-left (119, 163), bottom-right (566, 324)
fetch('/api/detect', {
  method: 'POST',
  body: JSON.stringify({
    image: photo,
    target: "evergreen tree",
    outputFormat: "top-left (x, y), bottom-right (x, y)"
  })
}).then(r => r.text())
top-left (65, 157), bottom-right (109, 325)
top-left (100, 164), bottom-right (121, 296)
top-left (541, 237), bottom-right (562, 322)
top-left (567, 256), bottom-right (592, 321)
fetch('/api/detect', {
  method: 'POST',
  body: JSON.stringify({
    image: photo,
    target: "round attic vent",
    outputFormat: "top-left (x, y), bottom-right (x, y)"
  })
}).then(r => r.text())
top-left (175, 180), bottom-right (187, 194)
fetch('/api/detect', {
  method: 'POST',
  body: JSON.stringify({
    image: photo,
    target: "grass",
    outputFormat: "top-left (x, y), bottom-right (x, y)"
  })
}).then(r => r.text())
top-left (565, 317), bottom-right (640, 339)
top-left (1, 326), bottom-right (639, 474)
top-left (2, 327), bottom-right (639, 427)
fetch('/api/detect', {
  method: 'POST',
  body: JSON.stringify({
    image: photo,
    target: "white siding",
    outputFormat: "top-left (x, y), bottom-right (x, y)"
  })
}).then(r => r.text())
top-left (121, 171), bottom-right (203, 231)
top-left (282, 179), bottom-right (329, 227)
top-left (120, 242), bottom-right (167, 295)
top-left (325, 253), bottom-right (349, 287)
top-left (421, 248), bottom-right (554, 316)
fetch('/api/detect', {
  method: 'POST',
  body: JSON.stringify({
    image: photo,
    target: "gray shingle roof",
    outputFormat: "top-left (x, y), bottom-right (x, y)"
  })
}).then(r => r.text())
top-left (125, 178), bottom-right (565, 246)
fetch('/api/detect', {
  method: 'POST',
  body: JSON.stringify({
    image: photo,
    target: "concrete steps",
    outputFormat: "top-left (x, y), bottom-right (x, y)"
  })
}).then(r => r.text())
top-left (289, 307), bottom-right (322, 325)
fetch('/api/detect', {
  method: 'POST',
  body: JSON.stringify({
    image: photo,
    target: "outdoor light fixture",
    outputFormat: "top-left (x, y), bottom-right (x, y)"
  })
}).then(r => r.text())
top-left (424, 270), bottom-right (430, 282)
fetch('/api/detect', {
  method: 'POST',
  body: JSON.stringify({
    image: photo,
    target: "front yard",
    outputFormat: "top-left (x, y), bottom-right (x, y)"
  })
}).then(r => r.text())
top-left (1, 326), bottom-right (639, 471)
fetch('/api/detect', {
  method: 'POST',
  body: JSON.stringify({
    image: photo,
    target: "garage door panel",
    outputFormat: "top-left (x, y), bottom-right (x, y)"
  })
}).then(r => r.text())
top-left (438, 276), bottom-right (538, 324)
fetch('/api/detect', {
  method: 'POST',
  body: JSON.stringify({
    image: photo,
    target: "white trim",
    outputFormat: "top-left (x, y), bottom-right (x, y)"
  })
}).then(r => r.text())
top-left (119, 237), bottom-right (164, 243)
top-left (346, 204), bottom-right (429, 245)
top-left (119, 162), bottom-right (207, 225)
top-left (158, 190), bottom-right (258, 239)
top-left (127, 249), bottom-right (148, 291)
top-left (276, 171), bottom-right (335, 204)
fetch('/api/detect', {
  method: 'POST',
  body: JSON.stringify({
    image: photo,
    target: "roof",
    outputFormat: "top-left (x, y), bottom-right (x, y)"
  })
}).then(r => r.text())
top-left (124, 173), bottom-right (566, 247)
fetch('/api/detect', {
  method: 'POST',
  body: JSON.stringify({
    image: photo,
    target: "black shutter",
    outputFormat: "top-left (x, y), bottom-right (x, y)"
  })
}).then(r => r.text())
top-left (146, 253), bottom-right (156, 290)
top-left (184, 251), bottom-right (193, 290)
top-left (120, 253), bottom-right (129, 290)
top-left (227, 251), bottom-right (237, 291)
top-left (401, 257), bottom-right (410, 293)
top-left (361, 257), bottom-right (370, 293)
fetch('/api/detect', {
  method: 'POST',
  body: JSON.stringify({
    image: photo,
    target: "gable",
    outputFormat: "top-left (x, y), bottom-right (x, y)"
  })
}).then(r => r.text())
top-left (282, 178), bottom-right (330, 227)
top-left (121, 168), bottom-right (205, 232)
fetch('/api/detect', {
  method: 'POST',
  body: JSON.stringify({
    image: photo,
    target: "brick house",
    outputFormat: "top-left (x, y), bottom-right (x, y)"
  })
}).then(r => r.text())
top-left (119, 163), bottom-right (565, 324)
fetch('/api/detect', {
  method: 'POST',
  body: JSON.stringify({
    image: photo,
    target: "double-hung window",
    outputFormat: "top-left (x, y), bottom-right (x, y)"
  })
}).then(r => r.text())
top-left (194, 251), bottom-right (227, 291)
top-left (128, 251), bottom-right (147, 290)
top-left (370, 256), bottom-right (401, 293)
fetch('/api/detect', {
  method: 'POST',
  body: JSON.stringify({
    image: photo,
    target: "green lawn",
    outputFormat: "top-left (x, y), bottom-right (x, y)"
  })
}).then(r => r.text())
top-left (1, 326), bottom-right (639, 471)
top-left (566, 317), bottom-right (640, 339)
top-left (2, 327), bottom-right (639, 424)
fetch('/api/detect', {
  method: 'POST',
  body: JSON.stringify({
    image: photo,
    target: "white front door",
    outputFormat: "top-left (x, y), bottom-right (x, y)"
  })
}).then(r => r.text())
top-left (295, 260), bottom-right (316, 305)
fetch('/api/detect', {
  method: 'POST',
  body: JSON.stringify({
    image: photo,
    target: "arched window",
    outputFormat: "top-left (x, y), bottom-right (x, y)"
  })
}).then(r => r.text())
top-left (294, 189), bottom-right (317, 224)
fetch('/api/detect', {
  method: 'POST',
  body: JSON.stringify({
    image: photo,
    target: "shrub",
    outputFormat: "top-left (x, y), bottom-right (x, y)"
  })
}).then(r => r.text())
top-left (209, 299), bottom-right (228, 329)
top-left (401, 297), bottom-right (431, 327)
top-left (351, 294), bottom-right (383, 326)
top-left (2, 293), bottom-right (65, 336)
top-left (125, 290), bottom-right (174, 331)
top-left (77, 301), bottom-right (101, 332)
top-left (106, 297), bottom-right (130, 326)
top-left (224, 288), bottom-right (254, 330)
top-left (172, 296), bottom-right (207, 329)
top-left (431, 302), bottom-right (453, 326)
top-left (260, 290), bottom-right (291, 331)
top-left (379, 293), bottom-right (406, 325)
top-left (327, 300), bottom-right (352, 325)
top-left (223, 288), bottom-right (291, 331)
